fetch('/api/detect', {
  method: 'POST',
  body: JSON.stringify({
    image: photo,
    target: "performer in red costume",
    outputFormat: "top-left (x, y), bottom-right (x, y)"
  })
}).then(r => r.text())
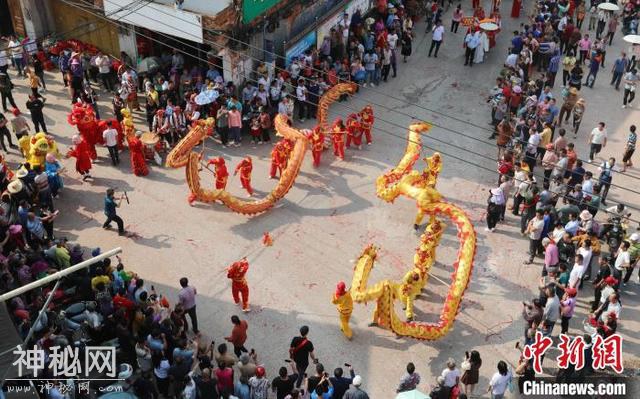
top-left (308, 127), bottom-right (325, 167)
top-left (345, 113), bottom-right (363, 150)
top-left (270, 141), bottom-right (287, 179)
top-left (359, 105), bottom-right (374, 145)
top-left (207, 156), bottom-right (229, 190)
top-left (234, 156), bottom-right (253, 197)
top-left (66, 135), bottom-right (92, 181)
top-left (331, 118), bottom-right (347, 160)
top-left (511, 0), bottom-right (521, 18)
top-left (67, 102), bottom-right (100, 160)
top-left (227, 258), bottom-right (250, 312)
top-left (128, 131), bottom-right (149, 177)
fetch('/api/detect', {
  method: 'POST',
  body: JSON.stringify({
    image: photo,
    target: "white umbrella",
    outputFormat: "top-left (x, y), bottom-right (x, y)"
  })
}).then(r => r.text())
top-left (480, 22), bottom-right (499, 31)
top-left (597, 3), bottom-right (619, 11)
top-left (396, 390), bottom-right (431, 399)
top-left (195, 88), bottom-right (219, 105)
top-left (623, 35), bottom-right (640, 45)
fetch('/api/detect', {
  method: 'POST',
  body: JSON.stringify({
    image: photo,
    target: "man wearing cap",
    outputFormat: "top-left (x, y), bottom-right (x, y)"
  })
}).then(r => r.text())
top-left (343, 375), bottom-right (369, 399)
top-left (560, 287), bottom-right (578, 334)
top-left (623, 233), bottom-right (640, 284)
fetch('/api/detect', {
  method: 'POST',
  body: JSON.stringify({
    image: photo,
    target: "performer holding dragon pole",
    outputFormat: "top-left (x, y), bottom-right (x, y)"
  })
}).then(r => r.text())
top-left (269, 141), bottom-right (287, 179)
top-left (208, 157), bottom-right (229, 190)
top-left (308, 127), bottom-right (324, 168)
top-left (332, 281), bottom-right (353, 339)
top-left (331, 118), bottom-right (347, 160)
top-left (359, 105), bottom-right (374, 145)
top-left (399, 270), bottom-right (422, 321)
top-left (234, 156), bottom-right (253, 197)
top-left (345, 113), bottom-right (363, 150)
top-left (227, 258), bottom-right (250, 312)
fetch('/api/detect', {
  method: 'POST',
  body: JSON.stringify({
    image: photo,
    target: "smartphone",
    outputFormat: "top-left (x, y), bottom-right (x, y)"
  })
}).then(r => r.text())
top-left (344, 363), bottom-right (351, 367)
top-left (284, 359), bottom-right (292, 363)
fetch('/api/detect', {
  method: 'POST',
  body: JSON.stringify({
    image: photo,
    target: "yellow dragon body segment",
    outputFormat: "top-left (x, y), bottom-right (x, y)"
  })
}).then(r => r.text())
top-left (166, 83), bottom-right (358, 215)
top-left (341, 123), bottom-right (477, 340)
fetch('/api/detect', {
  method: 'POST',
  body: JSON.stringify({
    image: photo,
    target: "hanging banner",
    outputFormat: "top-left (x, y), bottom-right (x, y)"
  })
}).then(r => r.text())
top-left (285, 30), bottom-right (317, 67)
top-left (316, 0), bottom-right (372, 47)
top-left (243, 0), bottom-right (282, 24)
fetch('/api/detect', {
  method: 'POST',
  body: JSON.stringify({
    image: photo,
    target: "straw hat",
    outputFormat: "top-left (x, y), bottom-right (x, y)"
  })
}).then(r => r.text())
top-left (569, 87), bottom-right (578, 95)
top-left (15, 168), bottom-right (28, 179)
top-left (579, 210), bottom-right (593, 221)
top-left (7, 180), bottom-right (23, 194)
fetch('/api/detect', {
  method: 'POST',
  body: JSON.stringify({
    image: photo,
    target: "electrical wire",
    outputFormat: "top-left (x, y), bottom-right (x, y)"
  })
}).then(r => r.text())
top-left (56, 0), bottom-right (640, 224)
top-left (96, 0), bottom-right (640, 184)
top-left (65, 0), bottom-right (640, 203)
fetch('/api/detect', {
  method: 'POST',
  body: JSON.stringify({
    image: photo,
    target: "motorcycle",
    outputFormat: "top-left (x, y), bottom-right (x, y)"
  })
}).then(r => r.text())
top-left (602, 217), bottom-right (625, 253)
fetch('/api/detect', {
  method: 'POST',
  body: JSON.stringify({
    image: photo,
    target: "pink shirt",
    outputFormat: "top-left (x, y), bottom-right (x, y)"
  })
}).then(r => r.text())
top-left (545, 243), bottom-right (559, 267)
top-left (228, 110), bottom-right (242, 128)
top-left (579, 39), bottom-right (591, 51)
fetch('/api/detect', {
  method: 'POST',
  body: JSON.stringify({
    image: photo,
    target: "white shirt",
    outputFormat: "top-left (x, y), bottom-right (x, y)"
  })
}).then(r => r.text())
top-left (600, 285), bottom-right (615, 304)
top-left (388, 33), bottom-right (399, 49)
top-left (615, 250), bottom-right (630, 271)
top-left (527, 133), bottom-right (541, 153)
top-left (441, 368), bottom-right (460, 387)
top-left (569, 263), bottom-right (586, 288)
top-left (577, 247), bottom-right (593, 271)
top-left (0, 50), bottom-right (8, 67)
top-left (505, 53), bottom-right (519, 68)
top-left (9, 40), bottom-right (22, 58)
top-left (103, 128), bottom-right (118, 147)
top-left (582, 179), bottom-right (594, 196)
top-left (600, 301), bottom-right (621, 322)
top-left (490, 371), bottom-right (512, 395)
top-left (96, 55), bottom-right (111, 74)
top-left (432, 27), bottom-right (444, 41)
top-left (590, 128), bottom-right (607, 144)
top-left (296, 85), bottom-right (306, 102)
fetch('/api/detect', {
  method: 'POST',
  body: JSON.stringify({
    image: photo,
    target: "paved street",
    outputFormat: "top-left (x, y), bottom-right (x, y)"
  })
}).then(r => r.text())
top-left (3, 3), bottom-right (640, 397)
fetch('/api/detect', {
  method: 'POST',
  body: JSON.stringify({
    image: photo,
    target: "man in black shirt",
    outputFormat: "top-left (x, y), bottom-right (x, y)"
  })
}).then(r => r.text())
top-left (25, 94), bottom-right (46, 133)
top-left (271, 365), bottom-right (297, 399)
top-left (0, 112), bottom-right (17, 151)
top-left (330, 365), bottom-right (356, 399)
top-left (289, 325), bottom-right (317, 388)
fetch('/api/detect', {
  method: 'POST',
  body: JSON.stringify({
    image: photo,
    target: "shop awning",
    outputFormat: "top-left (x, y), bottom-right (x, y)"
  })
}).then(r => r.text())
top-left (104, 0), bottom-right (204, 43)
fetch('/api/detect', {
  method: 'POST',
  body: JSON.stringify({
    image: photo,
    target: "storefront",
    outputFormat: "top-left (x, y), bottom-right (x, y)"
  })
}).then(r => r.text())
top-left (50, 0), bottom-right (121, 56)
top-left (284, 30), bottom-right (317, 66)
top-left (316, 0), bottom-right (372, 47)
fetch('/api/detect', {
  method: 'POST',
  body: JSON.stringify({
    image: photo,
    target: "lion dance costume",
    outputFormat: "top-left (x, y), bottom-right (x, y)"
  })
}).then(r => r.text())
top-left (332, 281), bottom-right (353, 339)
top-left (334, 122), bottom-right (477, 340)
top-left (227, 258), bottom-right (250, 311)
top-left (68, 102), bottom-right (101, 160)
top-left (18, 133), bottom-right (60, 169)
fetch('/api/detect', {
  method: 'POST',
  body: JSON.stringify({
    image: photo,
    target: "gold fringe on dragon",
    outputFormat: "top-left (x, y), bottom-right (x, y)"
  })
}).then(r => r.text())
top-left (165, 83), bottom-right (359, 216)
top-left (333, 123), bottom-right (477, 340)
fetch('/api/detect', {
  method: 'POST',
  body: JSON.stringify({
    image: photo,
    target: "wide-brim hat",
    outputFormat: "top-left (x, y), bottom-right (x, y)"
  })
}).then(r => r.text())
top-left (569, 87), bottom-right (578, 95)
top-left (7, 180), bottom-right (23, 194)
top-left (15, 168), bottom-right (28, 179)
top-left (579, 210), bottom-right (593, 221)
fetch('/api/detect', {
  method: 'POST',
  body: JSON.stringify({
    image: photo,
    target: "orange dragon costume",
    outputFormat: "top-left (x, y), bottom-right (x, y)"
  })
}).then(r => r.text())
top-left (345, 113), bottom-right (363, 149)
top-left (359, 105), bottom-right (374, 145)
top-left (128, 132), bottom-right (149, 177)
top-left (308, 127), bottom-right (324, 167)
top-left (234, 156), bottom-right (253, 196)
top-left (331, 119), bottom-right (346, 160)
top-left (270, 141), bottom-right (287, 179)
top-left (331, 281), bottom-right (353, 339)
top-left (227, 258), bottom-right (250, 311)
top-left (68, 102), bottom-right (101, 160)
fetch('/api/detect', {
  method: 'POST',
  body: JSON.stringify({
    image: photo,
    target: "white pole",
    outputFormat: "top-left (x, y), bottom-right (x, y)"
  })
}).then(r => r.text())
top-left (0, 247), bottom-right (123, 303)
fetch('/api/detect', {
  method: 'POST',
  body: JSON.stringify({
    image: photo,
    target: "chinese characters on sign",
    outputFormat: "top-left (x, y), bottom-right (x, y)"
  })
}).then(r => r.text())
top-left (12, 346), bottom-right (116, 378)
top-left (523, 331), bottom-right (624, 374)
